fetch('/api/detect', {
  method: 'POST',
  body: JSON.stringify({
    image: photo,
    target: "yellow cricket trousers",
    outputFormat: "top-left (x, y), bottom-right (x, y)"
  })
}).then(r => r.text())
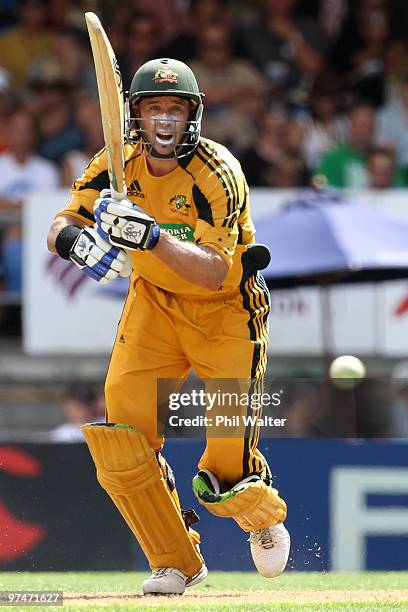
top-left (105, 273), bottom-right (271, 487)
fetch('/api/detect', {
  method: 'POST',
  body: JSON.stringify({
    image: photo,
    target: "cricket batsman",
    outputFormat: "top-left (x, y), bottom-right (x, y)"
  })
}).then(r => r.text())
top-left (47, 58), bottom-right (290, 595)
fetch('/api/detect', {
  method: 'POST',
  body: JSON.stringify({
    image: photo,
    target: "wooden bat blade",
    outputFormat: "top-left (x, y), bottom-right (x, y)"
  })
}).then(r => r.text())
top-left (85, 12), bottom-right (126, 199)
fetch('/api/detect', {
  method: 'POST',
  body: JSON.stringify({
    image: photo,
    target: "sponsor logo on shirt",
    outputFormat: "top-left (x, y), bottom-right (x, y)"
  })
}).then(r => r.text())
top-left (160, 223), bottom-right (195, 242)
top-left (127, 179), bottom-right (145, 199)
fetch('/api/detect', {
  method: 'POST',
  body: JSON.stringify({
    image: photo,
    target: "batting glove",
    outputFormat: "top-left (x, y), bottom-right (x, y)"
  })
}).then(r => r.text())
top-left (93, 194), bottom-right (160, 251)
top-left (70, 226), bottom-right (132, 283)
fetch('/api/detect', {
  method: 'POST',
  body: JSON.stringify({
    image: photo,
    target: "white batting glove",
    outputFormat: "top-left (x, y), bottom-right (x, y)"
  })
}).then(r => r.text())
top-left (94, 195), bottom-right (160, 251)
top-left (70, 226), bottom-right (132, 283)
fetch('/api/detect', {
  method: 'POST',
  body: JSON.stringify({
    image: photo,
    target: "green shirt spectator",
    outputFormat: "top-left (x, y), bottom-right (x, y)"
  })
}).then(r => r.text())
top-left (317, 104), bottom-right (379, 188)
top-left (318, 142), bottom-right (406, 188)
top-left (317, 143), bottom-right (367, 188)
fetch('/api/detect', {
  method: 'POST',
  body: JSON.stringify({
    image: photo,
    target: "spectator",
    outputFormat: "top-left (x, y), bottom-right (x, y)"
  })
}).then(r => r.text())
top-left (366, 146), bottom-right (406, 189)
top-left (375, 68), bottom-right (408, 171)
top-left (94, 388), bottom-right (107, 423)
top-left (346, 3), bottom-right (391, 107)
top-left (46, 0), bottom-right (87, 30)
top-left (0, 0), bottom-right (54, 88)
top-left (354, 378), bottom-right (392, 439)
top-left (317, 103), bottom-right (376, 188)
top-left (267, 150), bottom-right (310, 187)
top-left (61, 99), bottom-right (104, 187)
top-left (133, 0), bottom-right (186, 46)
top-left (25, 58), bottom-right (83, 163)
top-left (240, 101), bottom-right (294, 186)
top-left (102, 5), bottom-right (130, 57)
top-left (295, 71), bottom-right (348, 169)
top-left (229, 0), bottom-right (264, 29)
top-left (50, 383), bottom-right (103, 443)
top-left (273, 378), bottom-right (323, 437)
top-left (318, 0), bottom-right (348, 43)
top-left (329, 0), bottom-right (393, 89)
top-left (0, 110), bottom-right (59, 293)
top-left (41, 26), bottom-right (98, 100)
top-left (119, 11), bottom-right (164, 89)
top-left (241, 0), bottom-right (327, 103)
top-left (383, 39), bottom-right (408, 104)
top-left (163, 0), bottom-right (232, 62)
top-left (189, 21), bottom-right (266, 153)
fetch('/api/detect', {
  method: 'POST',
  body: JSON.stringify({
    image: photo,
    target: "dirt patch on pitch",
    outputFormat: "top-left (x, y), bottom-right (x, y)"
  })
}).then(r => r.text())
top-left (65, 589), bottom-right (408, 607)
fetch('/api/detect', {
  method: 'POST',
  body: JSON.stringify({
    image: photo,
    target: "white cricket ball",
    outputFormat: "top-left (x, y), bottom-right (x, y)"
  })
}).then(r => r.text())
top-left (329, 355), bottom-right (366, 389)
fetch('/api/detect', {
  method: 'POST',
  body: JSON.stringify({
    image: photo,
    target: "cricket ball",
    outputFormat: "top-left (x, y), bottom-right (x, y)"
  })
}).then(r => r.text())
top-left (329, 355), bottom-right (366, 390)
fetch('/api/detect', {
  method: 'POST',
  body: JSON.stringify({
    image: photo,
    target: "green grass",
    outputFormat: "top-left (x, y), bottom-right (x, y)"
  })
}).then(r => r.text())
top-left (0, 572), bottom-right (407, 611)
top-left (1, 571), bottom-right (407, 591)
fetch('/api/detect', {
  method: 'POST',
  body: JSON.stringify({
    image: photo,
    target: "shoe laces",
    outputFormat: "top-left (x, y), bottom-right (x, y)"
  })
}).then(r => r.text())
top-left (249, 527), bottom-right (285, 549)
top-left (151, 567), bottom-right (170, 578)
top-left (151, 567), bottom-right (186, 580)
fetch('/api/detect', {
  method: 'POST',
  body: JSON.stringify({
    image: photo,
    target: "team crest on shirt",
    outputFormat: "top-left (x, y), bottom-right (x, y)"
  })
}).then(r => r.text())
top-left (169, 194), bottom-right (191, 216)
top-left (154, 68), bottom-right (178, 84)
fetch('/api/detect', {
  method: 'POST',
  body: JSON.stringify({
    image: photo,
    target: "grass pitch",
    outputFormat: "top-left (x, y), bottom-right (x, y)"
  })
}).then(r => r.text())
top-left (0, 571), bottom-right (407, 611)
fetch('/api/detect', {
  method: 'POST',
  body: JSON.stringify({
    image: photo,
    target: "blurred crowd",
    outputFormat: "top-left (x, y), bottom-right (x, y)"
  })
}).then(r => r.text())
top-left (1, 0), bottom-right (408, 302)
top-left (27, 368), bottom-right (408, 441)
top-left (50, 382), bottom-right (105, 442)
top-left (267, 374), bottom-right (408, 438)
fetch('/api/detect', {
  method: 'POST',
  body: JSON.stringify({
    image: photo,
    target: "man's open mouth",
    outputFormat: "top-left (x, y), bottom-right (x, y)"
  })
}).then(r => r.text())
top-left (156, 132), bottom-right (175, 146)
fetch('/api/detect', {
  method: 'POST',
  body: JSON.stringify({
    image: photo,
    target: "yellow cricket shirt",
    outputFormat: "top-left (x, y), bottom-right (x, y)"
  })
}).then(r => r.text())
top-left (56, 138), bottom-right (257, 297)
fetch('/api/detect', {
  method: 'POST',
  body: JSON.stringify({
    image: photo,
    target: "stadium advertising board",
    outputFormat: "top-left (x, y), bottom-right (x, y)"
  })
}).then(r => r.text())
top-left (1, 440), bottom-right (406, 571)
top-left (24, 189), bottom-right (408, 355)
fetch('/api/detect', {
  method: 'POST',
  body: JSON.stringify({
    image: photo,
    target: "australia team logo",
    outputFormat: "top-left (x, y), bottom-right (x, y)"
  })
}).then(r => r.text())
top-left (154, 68), bottom-right (178, 84)
top-left (169, 194), bottom-right (191, 216)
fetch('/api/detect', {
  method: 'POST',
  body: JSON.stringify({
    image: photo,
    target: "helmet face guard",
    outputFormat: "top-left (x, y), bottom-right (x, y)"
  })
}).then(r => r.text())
top-left (126, 96), bottom-right (203, 159)
top-left (126, 58), bottom-right (204, 159)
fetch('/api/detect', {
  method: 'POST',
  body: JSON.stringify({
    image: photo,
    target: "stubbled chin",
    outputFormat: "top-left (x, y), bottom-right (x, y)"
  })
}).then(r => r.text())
top-left (150, 144), bottom-right (175, 156)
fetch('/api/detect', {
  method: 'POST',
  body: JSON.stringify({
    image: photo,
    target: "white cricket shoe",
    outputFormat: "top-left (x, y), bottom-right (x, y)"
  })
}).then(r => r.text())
top-left (249, 523), bottom-right (290, 578)
top-left (142, 564), bottom-right (208, 595)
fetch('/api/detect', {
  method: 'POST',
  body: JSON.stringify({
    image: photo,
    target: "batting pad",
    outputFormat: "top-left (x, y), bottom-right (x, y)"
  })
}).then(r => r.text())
top-left (82, 423), bottom-right (204, 577)
top-left (193, 471), bottom-right (287, 532)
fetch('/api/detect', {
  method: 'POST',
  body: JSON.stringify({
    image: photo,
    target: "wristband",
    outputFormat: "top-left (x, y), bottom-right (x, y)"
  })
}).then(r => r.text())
top-left (55, 225), bottom-right (81, 260)
top-left (147, 224), bottom-right (160, 250)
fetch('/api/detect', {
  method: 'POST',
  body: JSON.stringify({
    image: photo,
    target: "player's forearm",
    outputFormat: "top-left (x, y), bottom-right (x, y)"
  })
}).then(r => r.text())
top-left (91, 197), bottom-right (229, 289)
top-left (152, 231), bottom-right (229, 291)
top-left (47, 215), bottom-right (87, 253)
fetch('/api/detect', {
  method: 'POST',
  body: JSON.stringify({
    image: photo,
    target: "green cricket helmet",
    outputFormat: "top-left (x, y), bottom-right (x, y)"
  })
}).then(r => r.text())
top-left (126, 58), bottom-right (204, 159)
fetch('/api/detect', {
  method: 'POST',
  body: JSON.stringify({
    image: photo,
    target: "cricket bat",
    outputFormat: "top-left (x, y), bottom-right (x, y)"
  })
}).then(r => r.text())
top-left (85, 12), bottom-right (126, 200)
top-left (85, 12), bottom-right (132, 278)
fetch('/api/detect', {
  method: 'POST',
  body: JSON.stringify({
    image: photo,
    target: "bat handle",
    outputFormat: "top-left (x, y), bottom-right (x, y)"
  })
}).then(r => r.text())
top-left (110, 186), bottom-right (127, 201)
